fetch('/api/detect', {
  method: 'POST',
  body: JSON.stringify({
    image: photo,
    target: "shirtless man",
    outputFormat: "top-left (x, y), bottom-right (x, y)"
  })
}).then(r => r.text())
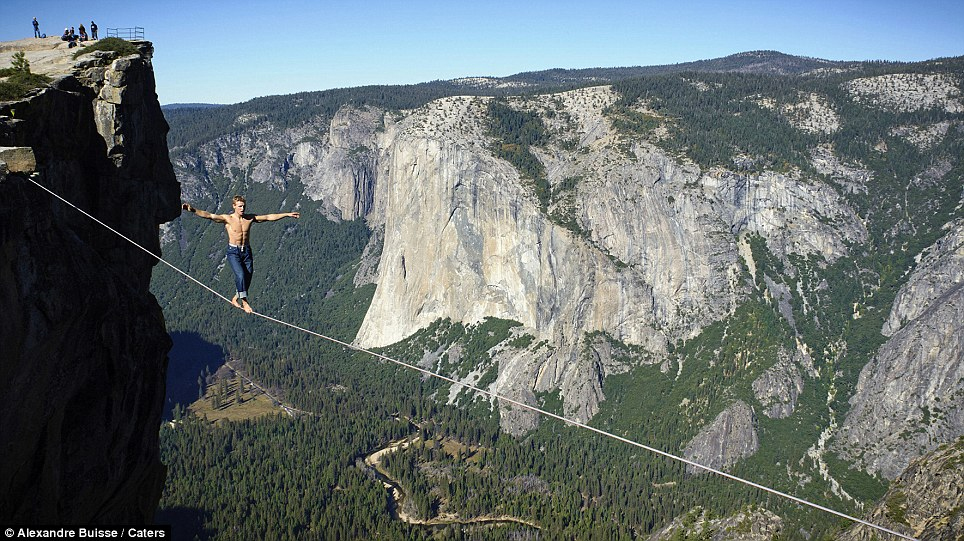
top-left (182, 196), bottom-right (300, 313)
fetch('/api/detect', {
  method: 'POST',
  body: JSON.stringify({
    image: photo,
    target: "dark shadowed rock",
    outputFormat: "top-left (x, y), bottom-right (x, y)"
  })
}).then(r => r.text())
top-left (0, 39), bottom-right (179, 523)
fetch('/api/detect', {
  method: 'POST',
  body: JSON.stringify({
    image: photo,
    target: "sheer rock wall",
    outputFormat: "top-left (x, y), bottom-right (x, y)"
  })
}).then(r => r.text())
top-left (0, 40), bottom-right (180, 523)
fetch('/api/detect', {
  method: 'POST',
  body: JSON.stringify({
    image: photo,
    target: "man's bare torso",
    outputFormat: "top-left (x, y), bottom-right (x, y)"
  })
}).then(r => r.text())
top-left (225, 213), bottom-right (255, 246)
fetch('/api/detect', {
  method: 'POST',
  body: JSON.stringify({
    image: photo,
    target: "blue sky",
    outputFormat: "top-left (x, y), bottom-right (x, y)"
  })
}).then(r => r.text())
top-left (2, 0), bottom-right (963, 105)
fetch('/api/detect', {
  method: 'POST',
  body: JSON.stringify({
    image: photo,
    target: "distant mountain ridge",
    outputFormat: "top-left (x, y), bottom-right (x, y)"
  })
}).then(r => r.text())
top-left (161, 102), bottom-right (225, 110)
top-left (471, 50), bottom-right (854, 87)
top-left (164, 50), bottom-right (945, 150)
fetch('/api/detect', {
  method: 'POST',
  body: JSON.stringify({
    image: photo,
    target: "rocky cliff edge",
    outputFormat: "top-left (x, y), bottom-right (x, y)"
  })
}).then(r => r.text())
top-left (0, 38), bottom-right (180, 523)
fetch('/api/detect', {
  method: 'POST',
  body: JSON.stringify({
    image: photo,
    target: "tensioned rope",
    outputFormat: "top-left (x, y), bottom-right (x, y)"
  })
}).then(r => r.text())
top-left (27, 176), bottom-right (917, 541)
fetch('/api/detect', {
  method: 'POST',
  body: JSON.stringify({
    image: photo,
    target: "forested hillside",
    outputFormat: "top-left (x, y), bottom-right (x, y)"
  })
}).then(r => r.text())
top-left (154, 52), bottom-right (964, 539)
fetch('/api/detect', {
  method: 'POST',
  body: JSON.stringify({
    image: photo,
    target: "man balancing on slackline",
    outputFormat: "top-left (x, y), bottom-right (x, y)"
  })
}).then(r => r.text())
top-left (182, 196), bottom-right (300, 314)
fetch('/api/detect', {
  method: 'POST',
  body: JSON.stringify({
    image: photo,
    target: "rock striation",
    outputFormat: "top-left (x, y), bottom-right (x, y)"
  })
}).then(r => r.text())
top-left (0, 39), bottom-right (179, 523)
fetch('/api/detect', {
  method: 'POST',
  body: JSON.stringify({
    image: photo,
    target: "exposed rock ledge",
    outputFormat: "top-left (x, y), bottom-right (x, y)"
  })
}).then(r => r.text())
top-left (682, 401), bottom-right (759, 475)
top-left (647, 506), bottom-right (782, 541)
top-left (837, 437), bottom-right (964, 541)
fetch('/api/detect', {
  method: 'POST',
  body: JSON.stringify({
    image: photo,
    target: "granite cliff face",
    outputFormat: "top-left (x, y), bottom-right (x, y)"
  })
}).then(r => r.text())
top-left (278, 88), bottom-right (865, 427)
top-left (0, 39), bottom-right (180, 523)
top-left (834, 219), bottom-right (964, 480)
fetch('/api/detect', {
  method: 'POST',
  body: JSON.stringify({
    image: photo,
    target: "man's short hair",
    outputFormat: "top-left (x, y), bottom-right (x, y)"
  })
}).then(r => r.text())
top-left (233, 195), bottom-right (246, 204)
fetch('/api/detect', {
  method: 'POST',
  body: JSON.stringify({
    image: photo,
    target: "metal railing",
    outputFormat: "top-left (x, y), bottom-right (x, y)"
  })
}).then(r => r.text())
top-left (106, 27), bottom-right (145, 40)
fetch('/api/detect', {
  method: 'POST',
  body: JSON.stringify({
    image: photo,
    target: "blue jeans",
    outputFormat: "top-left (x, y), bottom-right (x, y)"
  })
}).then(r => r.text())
top-left (226, 245), bottom-right (254, 299)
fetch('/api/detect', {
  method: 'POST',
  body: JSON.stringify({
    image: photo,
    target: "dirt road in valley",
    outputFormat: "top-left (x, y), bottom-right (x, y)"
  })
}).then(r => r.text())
top-left (363, 436), bottom-right (540, 529)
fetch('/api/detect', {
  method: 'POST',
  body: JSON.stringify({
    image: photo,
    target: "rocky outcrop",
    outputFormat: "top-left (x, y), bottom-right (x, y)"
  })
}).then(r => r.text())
top-left (882, 219), bottom-right (964, 336)
top-left (351, 93), bottom-right (682, 425)
top-left (708, 167), bottom-right (866, 263)
top-left (810, 143), bottom-right (873, 195)
top-left (834, 220), bottom-right (964, 479)
top-left (844, 73), bottom-right (964, 114)
top-left (647, 506), bottom-right (783, 541)
top-left (682, 401), bottom-right (759, 474)
top-left (837, 437), bottom-right (964, 541)
top-left (298, 105), bottom-right (382, 221)
top-left (752, 350), bottom-right (805, 419)
top-left (756, 92), bottom-right (840, 134)
top-left (0, 40), bottom-right (179, 523)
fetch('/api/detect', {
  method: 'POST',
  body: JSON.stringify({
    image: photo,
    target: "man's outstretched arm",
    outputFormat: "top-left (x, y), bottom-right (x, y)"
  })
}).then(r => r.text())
top-left (182, 203), bottom-right (228, 223)
top-left (253, 211), bottom-right (300, 222)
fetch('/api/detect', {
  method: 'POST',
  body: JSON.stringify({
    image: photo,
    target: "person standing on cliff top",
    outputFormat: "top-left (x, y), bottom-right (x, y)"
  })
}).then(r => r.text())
top-left (90, 21), bottom-right (98, 40)
top-left (182, 196), bottom-right (300, 314)
top-left (33, 17), bottom-right (41, 38)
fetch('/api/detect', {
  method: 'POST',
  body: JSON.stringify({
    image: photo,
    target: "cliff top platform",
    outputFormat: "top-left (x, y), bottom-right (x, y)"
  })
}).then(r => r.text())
top-left (0, 37), bottom-right (85, 78)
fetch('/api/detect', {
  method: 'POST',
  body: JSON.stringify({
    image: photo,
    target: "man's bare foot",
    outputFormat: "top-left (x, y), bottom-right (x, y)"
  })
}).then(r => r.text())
top-left (231, 295), bottom-right (242, 309)
top-left (240, 299), bottom-right (254, 314)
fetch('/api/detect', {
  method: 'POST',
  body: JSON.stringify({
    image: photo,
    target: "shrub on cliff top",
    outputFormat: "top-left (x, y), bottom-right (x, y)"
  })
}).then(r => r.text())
top-left (0, 53), bottom-right (51, 101)
top-left (73, 37), bottom-right (140, 60)
top-left (0, 72), bottom-right (52, 101)
top-left (0, 52), bottom-right (31, 78)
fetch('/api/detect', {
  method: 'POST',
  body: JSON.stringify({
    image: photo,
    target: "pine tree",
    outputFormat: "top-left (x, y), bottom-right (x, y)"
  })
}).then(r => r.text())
top-left (11, 52), bottom-right (30, 73)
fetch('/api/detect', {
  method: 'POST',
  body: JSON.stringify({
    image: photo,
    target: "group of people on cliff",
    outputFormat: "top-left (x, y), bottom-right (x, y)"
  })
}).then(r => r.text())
top-left (32, 17), bottom-right (98, 46)
top-left (60, 21), bottom-right (98, 47)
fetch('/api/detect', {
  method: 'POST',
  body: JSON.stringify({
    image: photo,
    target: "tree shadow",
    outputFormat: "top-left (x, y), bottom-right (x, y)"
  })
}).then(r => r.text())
top-left (164, 331), bottom-right (225, 420)
top-left (155, 506), bottom-right (214, 541)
